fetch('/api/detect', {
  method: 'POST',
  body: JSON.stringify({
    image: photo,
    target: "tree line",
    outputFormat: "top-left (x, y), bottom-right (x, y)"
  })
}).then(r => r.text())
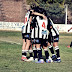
top-left (27, 0), bottom-right (72, 24)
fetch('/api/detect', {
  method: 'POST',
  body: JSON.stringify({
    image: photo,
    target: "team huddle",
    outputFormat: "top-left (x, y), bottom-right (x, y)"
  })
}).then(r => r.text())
top-left (21, 5), bottom-right (61, 63)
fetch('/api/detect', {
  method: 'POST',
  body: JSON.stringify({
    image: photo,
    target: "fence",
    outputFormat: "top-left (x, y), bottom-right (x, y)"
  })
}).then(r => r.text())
top-left (0, 22), bottom-right (72, 32)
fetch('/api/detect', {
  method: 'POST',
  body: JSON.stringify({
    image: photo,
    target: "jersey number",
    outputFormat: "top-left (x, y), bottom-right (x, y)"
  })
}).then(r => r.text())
top-left (42, 22), bottom-right (45, 28)
top-left (24, 17), bottom-right (27, 24)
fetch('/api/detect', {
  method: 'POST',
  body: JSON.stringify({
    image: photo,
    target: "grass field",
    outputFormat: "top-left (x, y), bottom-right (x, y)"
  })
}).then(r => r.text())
top-left (0, 31), bottom-right (72, 72)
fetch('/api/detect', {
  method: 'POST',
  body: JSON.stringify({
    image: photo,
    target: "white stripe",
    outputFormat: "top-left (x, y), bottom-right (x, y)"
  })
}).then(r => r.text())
top-left (55, 46), bottom-right (59, 50)
top-left (31, 28), bottom-right (34, 38)
top-left (35, 27), bottom-right (38, 38)
top-left (57, 57), bottom-right (60, 59)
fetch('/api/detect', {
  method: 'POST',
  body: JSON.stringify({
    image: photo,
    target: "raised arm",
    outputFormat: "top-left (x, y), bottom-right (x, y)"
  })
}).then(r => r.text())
top-left (32, 12), bottom-right (47, 20)
top-left (68, 27), bottom-right (72, 32)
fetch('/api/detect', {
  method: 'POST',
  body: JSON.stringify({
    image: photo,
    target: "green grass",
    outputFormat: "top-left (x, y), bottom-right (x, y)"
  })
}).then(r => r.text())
top-left (0, 31), bottom-right (21, 37)
top-left (0, 31), bottom-right (72, 72)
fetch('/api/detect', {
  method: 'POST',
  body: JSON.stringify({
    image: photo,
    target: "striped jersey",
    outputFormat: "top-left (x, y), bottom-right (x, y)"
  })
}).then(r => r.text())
top-left (22, 11), bottom-right (31, 34)
top-left (49, 18), bottom-right (59, 37)
top-left (31, 16), bottom-right (49, 39)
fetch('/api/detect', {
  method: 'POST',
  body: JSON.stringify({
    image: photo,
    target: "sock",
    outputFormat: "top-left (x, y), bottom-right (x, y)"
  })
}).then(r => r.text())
top-left (37, 48), bottom-right (43, 60)
top-left (48, 45), bottom-right (55, 55)
top-left (70, 42), bottom-right (72, 47)
top-left (55, 46), bottom-right (60, 59)
top-left (29, 50), bottom-right (33, 57)
top-left (22, 50), bottom-right (28, 57)
top-left (44, 49), bottom-right (49, 59)
top-left (33, 47), bottom-right (37, 59)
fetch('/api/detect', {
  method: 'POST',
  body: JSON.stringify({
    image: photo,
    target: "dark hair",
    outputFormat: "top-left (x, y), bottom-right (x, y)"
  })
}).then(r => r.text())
top-left (35, 6), bottom-right (47, 16)
top-left (30, 3), bottom-right (37, 10)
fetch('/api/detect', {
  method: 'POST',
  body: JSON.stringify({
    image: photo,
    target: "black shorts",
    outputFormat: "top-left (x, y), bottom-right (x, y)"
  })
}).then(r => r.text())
top-left (31, 38), bottom-right (42, 44)
top-left (22, 33), bottom-right (31, 40)
top-left (48, 33), bottom-right (52, 44)
top-left (48, 33), bottom-right (59, 43)
top-left (41, 39), bottom-right (48, 47)
top-left (51, 36), bottom-right (59, 43)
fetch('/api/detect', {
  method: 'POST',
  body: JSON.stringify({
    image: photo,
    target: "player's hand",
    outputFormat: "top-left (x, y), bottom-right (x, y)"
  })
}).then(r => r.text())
top-left (68, 30), bottom-right (70, 32)
top-left (43, 15), bottom-right (47, 20)
top-left (50, 26), bottom-right (52, 29)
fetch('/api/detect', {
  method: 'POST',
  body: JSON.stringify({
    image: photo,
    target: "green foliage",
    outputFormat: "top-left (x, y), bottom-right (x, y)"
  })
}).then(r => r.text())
top-left (69, 3), bottom-right (72, 10)
top-left (27, 0), bottom-right (36, 5)
top-left (65, 0), bottom-right (72, 4)
top-left (65, 0), bottom-right (72, 10)
top-left (27, 0), bottom-right (72, 23)
top-left (38, 1), bottom-right (65, 23)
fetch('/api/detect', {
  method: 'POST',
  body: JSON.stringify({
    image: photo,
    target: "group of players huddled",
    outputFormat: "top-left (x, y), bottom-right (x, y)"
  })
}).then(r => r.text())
top-left (21, 4), bottom-right (61, 63)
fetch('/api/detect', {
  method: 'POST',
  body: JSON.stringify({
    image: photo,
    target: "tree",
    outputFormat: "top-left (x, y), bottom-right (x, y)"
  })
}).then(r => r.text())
top-left (65, 0), bottom-right (72, 11)
top-left (39, 2), bottom-right (65, 23)
top-left (27, 0), bottom-right (65, 23)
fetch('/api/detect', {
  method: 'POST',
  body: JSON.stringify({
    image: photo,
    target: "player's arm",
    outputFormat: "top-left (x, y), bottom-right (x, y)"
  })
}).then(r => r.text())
top-left (32, 12), bottom-right (47, 20)
top-left (68, 27), bottom-right (72, 32)
top-left (48, 18), bottom-right (53, 29)
top-left (30, 16), bottom-right (32, 24)
top-left (29, 10), bottom-right (34, 24)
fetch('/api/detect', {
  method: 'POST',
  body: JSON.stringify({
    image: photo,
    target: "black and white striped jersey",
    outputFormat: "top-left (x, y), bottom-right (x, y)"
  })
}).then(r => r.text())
top-left (49, 18), bottom-right (59, 37)
top-left (31, 16), bottom-right (49, 39)
top-left (22, 11), bottom-right (31, 34)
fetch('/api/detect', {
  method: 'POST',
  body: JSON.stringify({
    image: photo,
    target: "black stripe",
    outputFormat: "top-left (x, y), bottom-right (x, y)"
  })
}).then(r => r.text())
top-left (38, 26), bottom-right (39, 38)
top-left (42, 34), bottom-right (44, 39)
top-left (26, 23), bottom-right (28, 33)
top-left (45, 34), bottom-right (47, 39)
top-left (34, 27), bottom-right (35, 38)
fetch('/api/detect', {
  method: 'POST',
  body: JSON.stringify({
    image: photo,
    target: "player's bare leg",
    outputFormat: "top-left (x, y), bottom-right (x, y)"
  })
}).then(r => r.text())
top-left (25, 39), bottom-right (30, 50)
top-left (67, 41), bottom-right (72, 48)
top-left (22, 39), bottom-right (26, 50)
top-left (23, 39), bottom-right (31, 62)
top-left (21, 39), bottom-right (27, 61)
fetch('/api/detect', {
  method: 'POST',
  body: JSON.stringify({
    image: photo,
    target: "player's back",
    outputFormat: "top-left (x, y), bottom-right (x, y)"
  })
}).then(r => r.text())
top-left (36, 16), bottom-right (49, 39)
top-left (22, 10), bottom-right (31, 34)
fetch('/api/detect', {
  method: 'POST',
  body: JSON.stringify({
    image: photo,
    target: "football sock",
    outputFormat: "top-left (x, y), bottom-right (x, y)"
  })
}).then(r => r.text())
top-left (48, 45), bottom-right (55, 55)
top-left (44, 49), bottom-right (49, 59)
top-left (55, 46), bottom-right (60, 59)
top-left (70, 42), bottom-right (72, 47)
top-left (22, 50), bottom-right (28, 57)
top-left (37, 48), bottom-right (43, 60)
top-left (29, 50), bottom-right (33, 57)
top-left (33, 47), bottom-right (38, 59)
